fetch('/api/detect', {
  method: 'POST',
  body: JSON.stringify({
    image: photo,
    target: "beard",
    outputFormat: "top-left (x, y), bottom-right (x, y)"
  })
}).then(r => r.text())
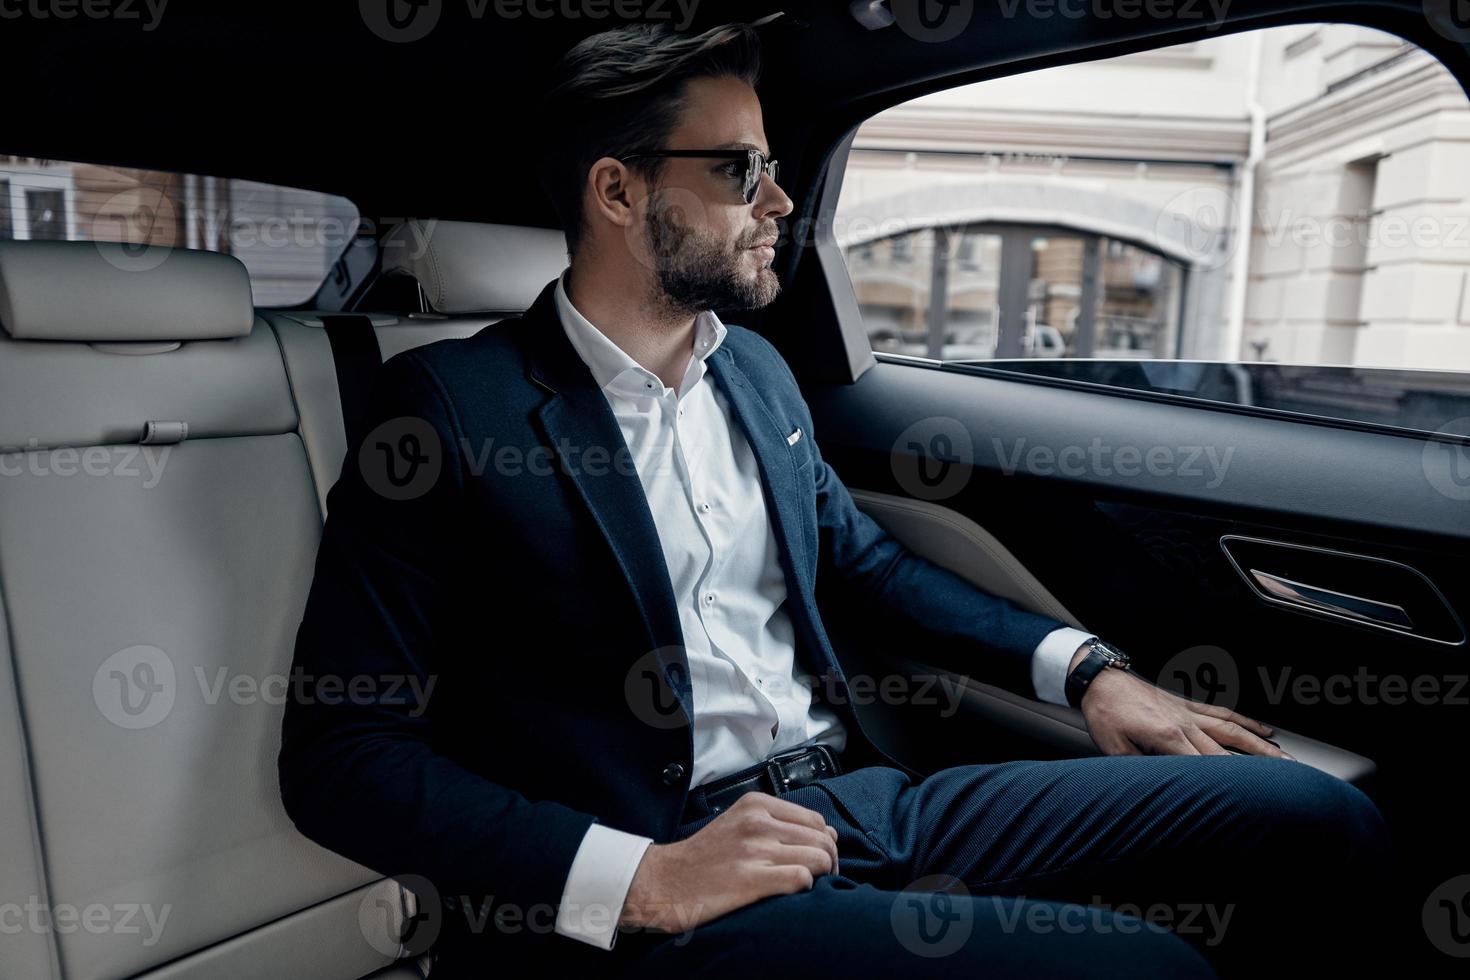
top-left (643, 192), bottom-right (780, 315)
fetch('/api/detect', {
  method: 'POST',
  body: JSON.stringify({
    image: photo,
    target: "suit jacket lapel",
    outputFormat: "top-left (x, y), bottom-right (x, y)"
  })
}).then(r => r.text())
top-left (705, 346), bottom-right (808, 578)
top-left (518, 282), bottom-right (693, 723)
top-left (706, 346), bottom-right (844, 687)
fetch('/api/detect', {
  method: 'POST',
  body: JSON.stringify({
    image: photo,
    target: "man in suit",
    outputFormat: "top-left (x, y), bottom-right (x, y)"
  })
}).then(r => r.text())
top-left (280, 21), bottom-right (1396, 979)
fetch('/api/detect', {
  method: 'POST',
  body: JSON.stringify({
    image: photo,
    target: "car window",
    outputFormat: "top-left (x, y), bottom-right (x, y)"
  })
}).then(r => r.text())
top-left (832, 24), bottom-right (1470, 435)
top-left (0, 155), bottom-right (359, 306)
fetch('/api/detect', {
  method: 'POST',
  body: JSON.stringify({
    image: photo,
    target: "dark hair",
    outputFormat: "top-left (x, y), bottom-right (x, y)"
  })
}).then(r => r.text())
top-left (537, 23), bottom-right (762, 258)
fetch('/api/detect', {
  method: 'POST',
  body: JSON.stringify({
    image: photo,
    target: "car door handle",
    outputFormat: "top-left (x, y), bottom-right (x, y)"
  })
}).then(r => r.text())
top-left (1248, 569), bottom-right (1415, 631)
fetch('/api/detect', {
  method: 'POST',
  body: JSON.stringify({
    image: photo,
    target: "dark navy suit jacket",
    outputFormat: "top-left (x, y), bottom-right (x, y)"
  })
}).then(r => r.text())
top-left (278, 278), bottom-right (1066, 953)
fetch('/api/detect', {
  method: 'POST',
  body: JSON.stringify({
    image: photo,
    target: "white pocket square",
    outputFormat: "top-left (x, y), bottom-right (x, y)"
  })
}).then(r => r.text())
top-left (787, 427), bottom-right (803, 446)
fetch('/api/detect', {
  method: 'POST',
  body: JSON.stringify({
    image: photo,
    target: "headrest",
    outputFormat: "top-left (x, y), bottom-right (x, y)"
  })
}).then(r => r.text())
top-left (380, 220), bottom-right (568, 314)
top-left (0, 240), bottom-right (255, 342)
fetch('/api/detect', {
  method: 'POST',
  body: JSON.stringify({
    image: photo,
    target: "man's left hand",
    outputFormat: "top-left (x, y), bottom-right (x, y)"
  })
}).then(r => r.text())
top-left (1073, 645), bottom-right (1295, 760)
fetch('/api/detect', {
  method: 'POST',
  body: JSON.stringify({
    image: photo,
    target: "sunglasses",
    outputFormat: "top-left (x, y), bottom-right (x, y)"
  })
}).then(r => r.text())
top-left (621, 147), bottom-right (779, 204)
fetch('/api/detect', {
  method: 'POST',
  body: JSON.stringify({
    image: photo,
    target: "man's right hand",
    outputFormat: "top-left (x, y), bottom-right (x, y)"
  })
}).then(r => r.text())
top-left (618, 791), bottom-right (839, 934)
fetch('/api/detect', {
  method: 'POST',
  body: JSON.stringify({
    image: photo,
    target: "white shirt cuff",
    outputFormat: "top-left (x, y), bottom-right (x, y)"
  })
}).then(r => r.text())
top-left (553, 823), bottom-right (653, 950)
top-left (1031, 626), bottom-right (1096, 706)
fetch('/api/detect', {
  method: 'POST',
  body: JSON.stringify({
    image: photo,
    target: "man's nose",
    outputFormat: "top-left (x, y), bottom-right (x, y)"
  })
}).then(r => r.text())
top-left (755, 174), bottom-right (794, 218)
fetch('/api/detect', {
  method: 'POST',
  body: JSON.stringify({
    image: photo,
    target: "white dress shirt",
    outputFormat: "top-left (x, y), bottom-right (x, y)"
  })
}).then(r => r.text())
top-left (549, 270), bottom-right (1093, 948)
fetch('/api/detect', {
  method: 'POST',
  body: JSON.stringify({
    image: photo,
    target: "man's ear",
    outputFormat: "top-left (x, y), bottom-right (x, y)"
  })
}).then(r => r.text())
top-left (585, 156), bottom-right (641, 232)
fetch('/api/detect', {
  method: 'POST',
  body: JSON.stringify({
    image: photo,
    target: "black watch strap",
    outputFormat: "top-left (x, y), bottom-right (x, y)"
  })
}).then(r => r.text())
top-left (1065, 640), bottom-right (1129, 708)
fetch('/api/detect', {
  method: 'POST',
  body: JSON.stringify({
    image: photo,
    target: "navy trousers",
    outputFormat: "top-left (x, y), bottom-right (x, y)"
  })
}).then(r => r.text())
top-left (601, 754), bottom-right (1396, 979)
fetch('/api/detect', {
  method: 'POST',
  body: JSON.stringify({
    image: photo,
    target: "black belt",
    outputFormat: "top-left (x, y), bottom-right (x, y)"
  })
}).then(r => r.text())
top-left (681, 744), bottom-right (842, 824)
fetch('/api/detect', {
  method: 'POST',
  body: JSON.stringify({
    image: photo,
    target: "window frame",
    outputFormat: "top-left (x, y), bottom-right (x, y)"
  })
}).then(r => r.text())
top-left (3, 170), bottom-right (76, 241)
top-left (803, 23), bottom-right (1470, 445)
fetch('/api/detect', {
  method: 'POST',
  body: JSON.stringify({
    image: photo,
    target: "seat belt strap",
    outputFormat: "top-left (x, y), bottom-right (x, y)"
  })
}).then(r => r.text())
top-left (322, 314), bottom-right (384, 452)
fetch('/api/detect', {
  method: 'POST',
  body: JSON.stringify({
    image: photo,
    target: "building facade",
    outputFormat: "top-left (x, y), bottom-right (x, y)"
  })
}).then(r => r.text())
top-left (834, 23), bottom-right (1470, 370)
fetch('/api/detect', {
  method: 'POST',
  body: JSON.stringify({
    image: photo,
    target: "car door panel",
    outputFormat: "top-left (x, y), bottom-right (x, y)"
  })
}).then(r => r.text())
top-left (806, 358), bottom-right (1470, 892)
top-left (842, 489), bottom-right (1381, 788)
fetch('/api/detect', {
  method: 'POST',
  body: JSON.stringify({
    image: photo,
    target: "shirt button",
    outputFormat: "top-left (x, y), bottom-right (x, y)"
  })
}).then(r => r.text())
top-left (704, 593), bottom-right (715, 605)
top-left (700, 502), bottom-right (711, 513)
top-left (661, 762), bottom-right (686, 786)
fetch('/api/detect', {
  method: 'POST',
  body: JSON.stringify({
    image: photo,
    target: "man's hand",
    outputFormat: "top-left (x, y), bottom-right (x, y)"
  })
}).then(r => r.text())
top-left (618, 792), bottom-right (839, 934)
top-left (1070, 643), bottom-right (1296, 760)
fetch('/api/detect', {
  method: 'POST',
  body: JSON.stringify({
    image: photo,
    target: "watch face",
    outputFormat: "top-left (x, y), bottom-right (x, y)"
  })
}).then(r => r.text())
top-left (1095, 640), bottom-right (1129, 665)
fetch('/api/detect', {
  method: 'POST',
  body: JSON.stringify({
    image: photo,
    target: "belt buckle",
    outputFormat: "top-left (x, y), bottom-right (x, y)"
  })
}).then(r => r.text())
top-left (768, 747), bottom-right (806, 794)
top-left (764, 757), bottom-right (786, 796)
top-left (772, 745), bottom-right (837, 795)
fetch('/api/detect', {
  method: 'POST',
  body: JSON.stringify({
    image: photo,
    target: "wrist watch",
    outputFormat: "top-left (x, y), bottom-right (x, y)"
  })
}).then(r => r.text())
top-left (1065, 638), bottom-right (1131, 709)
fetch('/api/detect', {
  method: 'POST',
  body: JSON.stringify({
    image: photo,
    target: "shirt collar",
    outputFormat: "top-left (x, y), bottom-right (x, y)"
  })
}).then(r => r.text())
top-left (554, 268), bottom-right (728, 397)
